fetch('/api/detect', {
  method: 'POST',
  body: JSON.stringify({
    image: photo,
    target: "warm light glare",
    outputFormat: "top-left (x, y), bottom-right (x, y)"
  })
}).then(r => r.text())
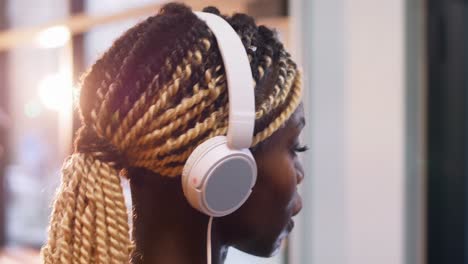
top-left (37, 25), bottom-right (71, 48)
top-left (24, 100), bottom-right (43, 118)
top-left (38, 73), bottom-right (73, 112)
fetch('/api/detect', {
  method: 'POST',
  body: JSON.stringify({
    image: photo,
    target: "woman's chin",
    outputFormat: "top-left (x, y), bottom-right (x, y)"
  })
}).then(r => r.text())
top-left (234, 238), bottom-right (283, 258)
top-left (267, 242), bottom-right (283, 257)
top-left (234, 220), bottom-right (294, 257)
top-left (262, 224), bottom-right (294, 257)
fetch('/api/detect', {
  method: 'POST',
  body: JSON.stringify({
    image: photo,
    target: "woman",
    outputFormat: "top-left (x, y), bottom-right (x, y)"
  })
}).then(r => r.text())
top-left (41, 3), bottom-right (307, 264)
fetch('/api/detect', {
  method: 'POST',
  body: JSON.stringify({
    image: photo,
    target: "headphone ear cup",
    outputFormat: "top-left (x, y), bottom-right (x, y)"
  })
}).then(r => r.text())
top-left (182, 136), bottom-right (227, 190)
top-left (182, 136), bottom-right (257, 217)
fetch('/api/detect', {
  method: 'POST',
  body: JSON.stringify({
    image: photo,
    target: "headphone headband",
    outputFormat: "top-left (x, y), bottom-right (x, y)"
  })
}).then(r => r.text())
top-left (194, 11), bottom-right (255, 149)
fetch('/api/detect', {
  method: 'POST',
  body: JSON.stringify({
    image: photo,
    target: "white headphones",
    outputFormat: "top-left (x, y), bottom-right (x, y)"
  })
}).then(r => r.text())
top-left (181, 11), bottom-right (257, 217)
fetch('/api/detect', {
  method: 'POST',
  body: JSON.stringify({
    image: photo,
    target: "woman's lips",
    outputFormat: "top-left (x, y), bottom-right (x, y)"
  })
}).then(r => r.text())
top-left (286, 195), bottom-right (303, 233)
top-left (292, 195), bottom-right (303, 217)
top-left (287, 219), bottom-right (295, 232)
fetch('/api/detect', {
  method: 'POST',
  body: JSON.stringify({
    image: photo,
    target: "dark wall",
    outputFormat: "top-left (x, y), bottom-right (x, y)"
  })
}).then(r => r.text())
top-left (70, 0), bottom-right (85, 140)
top-left (0, 0), bottom-right (9, 247)
top-left (427, 0), bottom-right (468, 263)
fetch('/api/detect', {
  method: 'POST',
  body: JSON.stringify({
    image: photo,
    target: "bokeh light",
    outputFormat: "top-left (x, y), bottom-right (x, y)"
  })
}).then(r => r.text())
top-left (36, 25), bottom-right (71, 49)
top-left (37, 73), bottom-right (73, 112)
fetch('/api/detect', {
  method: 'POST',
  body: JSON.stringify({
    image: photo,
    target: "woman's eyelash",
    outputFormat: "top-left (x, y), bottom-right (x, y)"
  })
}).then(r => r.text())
top-left (294, 144), bottom-right (309, 153)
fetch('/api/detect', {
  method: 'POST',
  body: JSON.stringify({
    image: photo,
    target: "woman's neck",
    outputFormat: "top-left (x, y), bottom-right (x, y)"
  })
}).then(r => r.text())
top-left (129, 169), bottom-right (229, 264)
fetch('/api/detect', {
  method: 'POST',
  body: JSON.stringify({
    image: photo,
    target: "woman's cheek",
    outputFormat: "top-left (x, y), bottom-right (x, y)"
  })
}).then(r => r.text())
top-left (271, 158), bottom-right (297, 206)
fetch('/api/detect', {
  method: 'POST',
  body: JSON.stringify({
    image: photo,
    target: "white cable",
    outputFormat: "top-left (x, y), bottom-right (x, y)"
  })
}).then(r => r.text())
top-left (207, 216), bottom-right (214, 264)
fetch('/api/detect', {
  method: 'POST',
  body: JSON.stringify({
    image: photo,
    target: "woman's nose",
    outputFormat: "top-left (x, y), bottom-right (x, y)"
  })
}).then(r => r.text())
top-left (296, 166), bottom-right (304, 185)
top-left (295, 159), bottom-right (305, 185)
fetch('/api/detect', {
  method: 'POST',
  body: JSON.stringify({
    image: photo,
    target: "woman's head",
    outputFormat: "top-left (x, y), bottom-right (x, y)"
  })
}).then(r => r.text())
top-left (216, 103), bottom-right (306, 256)
top-left (42, 2), bottom-right (304, 263)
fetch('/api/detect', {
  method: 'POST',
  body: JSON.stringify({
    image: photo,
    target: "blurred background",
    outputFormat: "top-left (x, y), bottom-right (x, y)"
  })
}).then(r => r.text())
top-left (0, 0), bottom-right (465, 263)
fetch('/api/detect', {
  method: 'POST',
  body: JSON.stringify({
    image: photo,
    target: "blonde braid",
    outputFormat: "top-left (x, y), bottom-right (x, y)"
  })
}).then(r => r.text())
top-left (253, 71), bottom-right (303, 145)
top-left (111, 48), bottom-right (201, 148)
top-left (110, 36), bottom-right (209, 151)
top-left (132, 74), bottom-right (225, 150)
top-left (134, 104), bottom-right (227, 166)
top-left (92, 159), bottom-right (111, 264)
top-left (71, 156), bottom-right (98, 264)
top-left (45, 158), bottom-right (84, 264)
top-left (92, 159), bottom-right (131, 262)
top-left (143, 71), bottom-right (224, 134)
top-left (42, 168), bottom-right (69, 263)
top-left (116, 65), bottom-right (189, 150)
top-left (78, 171), bottom-right (97, 264)
top-left (41, 154), bottom-right (132, 264)
top-left (255, 55), bottom-right (297, 119)
top-left (70, 164), bottom-right (86, 263)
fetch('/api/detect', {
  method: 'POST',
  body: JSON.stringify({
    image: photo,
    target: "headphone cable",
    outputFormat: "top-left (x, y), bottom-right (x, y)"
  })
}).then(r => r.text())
top-left (207, 216), bottom-right (214, 264)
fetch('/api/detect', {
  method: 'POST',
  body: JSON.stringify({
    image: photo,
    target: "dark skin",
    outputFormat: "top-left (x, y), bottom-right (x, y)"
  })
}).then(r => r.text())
top-left (129, 103), bottom-right (306, 264)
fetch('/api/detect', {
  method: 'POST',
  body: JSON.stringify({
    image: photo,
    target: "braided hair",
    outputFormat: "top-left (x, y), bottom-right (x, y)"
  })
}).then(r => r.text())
top-left (41, 3), bottom-right (302, 264)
